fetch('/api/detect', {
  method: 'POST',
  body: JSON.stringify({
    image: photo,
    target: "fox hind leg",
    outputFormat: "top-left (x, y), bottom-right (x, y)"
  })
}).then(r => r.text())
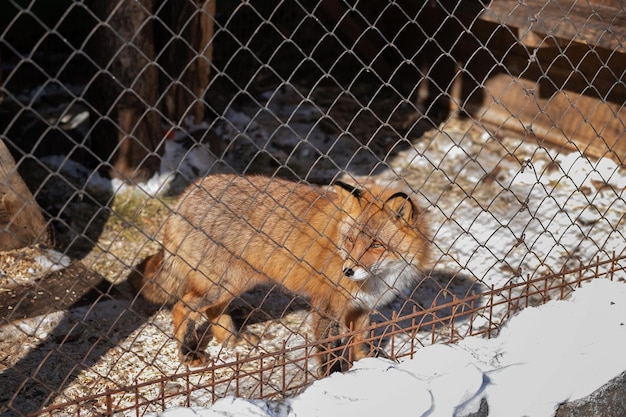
top-left (172, 295), bottom-right (210, 366)
top-left (206, 304), bottom-right (259, 348)
top-left (173, 292), bottom-right (260, 366)
top-left (172, 285), bottom-right (240, 366)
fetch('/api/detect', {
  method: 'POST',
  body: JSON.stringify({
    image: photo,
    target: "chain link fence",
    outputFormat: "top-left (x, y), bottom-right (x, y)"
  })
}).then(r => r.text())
top-left (1, 0), bottom-right (625, 415)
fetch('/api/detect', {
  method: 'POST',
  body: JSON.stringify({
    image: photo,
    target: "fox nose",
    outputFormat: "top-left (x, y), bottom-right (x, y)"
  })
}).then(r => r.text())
top-left (343, 267), bottom-right (355, 277)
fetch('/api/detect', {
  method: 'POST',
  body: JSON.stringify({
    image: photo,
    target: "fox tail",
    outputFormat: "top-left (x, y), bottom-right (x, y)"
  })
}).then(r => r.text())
top-left (128, 249), bottom-right (176, 306)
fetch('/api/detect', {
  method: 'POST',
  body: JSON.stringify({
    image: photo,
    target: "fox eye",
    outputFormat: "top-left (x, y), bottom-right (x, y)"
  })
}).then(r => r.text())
top-left (370, 241), bottom-right (383, 249)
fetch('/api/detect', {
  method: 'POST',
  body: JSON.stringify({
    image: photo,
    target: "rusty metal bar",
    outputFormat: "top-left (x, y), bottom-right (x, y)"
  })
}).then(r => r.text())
top-left (28, 254), bottom-right (626, 416)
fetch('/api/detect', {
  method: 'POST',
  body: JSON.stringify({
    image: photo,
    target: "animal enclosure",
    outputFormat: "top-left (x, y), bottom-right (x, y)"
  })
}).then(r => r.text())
top-left (1, 1), bottom-right (625, 416)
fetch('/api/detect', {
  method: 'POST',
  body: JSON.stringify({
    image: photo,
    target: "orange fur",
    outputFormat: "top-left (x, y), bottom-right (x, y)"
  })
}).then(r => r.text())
top-left (130, 174), bottom-right (431, 373)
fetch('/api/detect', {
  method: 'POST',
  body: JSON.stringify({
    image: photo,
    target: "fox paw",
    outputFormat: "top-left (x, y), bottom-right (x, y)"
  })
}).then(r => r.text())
top-left (318, 356), bottom-right (350, 377)
top-left (224, 331), bottom-right (260, 348)
top-left (372, 346), bottom-right (391, 360)
top-left (180, 350), bottom-right (210, 367)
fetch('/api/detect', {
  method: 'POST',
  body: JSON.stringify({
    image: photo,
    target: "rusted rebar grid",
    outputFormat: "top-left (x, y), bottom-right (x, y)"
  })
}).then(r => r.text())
top-left (32, 254), bottom-right (625, 417)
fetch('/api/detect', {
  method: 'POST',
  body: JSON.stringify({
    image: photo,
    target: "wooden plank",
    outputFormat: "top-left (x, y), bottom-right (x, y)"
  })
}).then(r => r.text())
top-left (0, 139), bottom-right (52, 250)
top-left (477, 73), bottom-right (626, 166)
top-left (480, 0), bottom-right (626, 52)
top-left (452, 3), bottom-right (626, 166)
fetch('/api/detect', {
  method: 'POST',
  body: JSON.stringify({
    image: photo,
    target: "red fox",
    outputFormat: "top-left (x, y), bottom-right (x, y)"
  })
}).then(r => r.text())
top-left (129, 174), bottom-right (431, 374)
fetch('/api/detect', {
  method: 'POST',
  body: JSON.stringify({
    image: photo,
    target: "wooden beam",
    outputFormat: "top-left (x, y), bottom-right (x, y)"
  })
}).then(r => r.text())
top-left (0, 139), bottom-right (52, 250)
top-left (479, 0), bottom-right (626, 52)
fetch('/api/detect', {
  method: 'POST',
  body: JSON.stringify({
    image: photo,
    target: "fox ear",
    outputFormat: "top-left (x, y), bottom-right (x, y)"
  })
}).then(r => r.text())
top-left (334, 181), bottom-right (362, 200)
top-left (333, 181), bottom-right (363, 213)
top-left (334, 181), bottom-right (362, 199)
top-left (384, 192), bottom-right (417, 223)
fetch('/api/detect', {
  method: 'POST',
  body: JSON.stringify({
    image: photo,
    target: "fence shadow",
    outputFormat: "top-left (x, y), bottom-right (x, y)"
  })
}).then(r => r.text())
top-left (0, 266), bottom-right (144, 416)
top-left (372, 270), bottom-right (486, 351)
top-left (0, 272), bottom-right (315, 416)
top-left (0, 265), bottom-right (483, 417)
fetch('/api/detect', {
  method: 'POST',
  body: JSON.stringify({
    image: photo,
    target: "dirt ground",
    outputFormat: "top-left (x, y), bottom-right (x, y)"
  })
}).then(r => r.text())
top-left (1, 81), bottom-right (625, 415)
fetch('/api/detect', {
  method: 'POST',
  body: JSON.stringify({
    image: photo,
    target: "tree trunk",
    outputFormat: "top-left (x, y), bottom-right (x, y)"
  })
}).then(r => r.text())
top-left (86, 0), bottom-right (163, 183)
top-left (158, 0), bottom-right (215, 127)
top-left (0, 139), bottom-right (52, 251)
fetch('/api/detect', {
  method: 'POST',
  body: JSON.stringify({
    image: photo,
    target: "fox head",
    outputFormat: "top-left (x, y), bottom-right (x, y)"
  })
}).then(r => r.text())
top-left (333, 181), bottom-right (431, 288)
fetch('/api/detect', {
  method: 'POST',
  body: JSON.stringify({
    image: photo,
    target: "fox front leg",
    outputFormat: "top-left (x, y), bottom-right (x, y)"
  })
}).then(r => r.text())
top-left (343, 309), bottom-right (388, 361)
top-left (313, 314), bottom-right (350, 376)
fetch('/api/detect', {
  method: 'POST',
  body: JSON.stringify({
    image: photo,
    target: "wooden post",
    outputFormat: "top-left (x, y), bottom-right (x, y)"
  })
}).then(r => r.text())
top-left (86, 0), bottom-right (163, 183)
top-left (158, 0), bottom-right (216, 127)
top-left (0, 139), bottom-right (52, 251)
top-left (86, 0), bottom-right (217, 183)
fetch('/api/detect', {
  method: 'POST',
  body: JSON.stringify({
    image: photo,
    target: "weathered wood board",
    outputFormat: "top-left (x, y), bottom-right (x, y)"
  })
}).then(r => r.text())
top-left (477, 73), bottom-right (626, 165)
top-left (0, 139), bottom-right (52, 250)
top-left (474, 0), bottom-right (626, 166)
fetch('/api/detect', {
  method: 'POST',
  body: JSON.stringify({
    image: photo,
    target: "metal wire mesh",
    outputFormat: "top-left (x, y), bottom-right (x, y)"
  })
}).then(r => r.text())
top-left (1, 0), bottom-right (625, 416)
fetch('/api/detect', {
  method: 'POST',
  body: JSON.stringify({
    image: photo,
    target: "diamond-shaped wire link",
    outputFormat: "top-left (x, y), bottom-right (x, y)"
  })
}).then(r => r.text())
top-left (0, 1), bottom-right (625, 415)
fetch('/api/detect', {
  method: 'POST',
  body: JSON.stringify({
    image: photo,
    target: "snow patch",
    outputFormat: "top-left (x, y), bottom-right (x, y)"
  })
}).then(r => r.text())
top-left (151, 279), bottom-right (626, 417)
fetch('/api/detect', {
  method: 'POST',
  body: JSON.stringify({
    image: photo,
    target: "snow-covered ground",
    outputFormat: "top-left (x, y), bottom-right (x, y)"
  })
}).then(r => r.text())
top-left (155, 278), bottom-right (626, 417)
top-left (2, 83), bottom-right (626, 416)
